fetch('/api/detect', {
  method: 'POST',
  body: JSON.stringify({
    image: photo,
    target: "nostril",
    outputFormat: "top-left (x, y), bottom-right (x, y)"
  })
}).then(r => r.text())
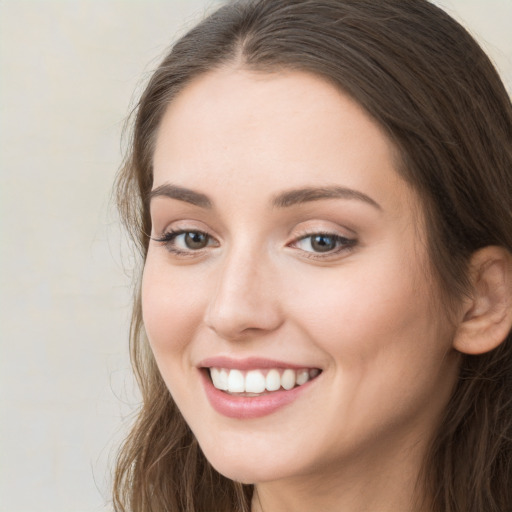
top-left (203, 307), bottom-right (284, 341)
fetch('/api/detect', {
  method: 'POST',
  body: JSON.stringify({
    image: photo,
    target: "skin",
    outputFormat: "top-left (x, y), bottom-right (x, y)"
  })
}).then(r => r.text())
top-left (143, 68), bottom-right (462, 512)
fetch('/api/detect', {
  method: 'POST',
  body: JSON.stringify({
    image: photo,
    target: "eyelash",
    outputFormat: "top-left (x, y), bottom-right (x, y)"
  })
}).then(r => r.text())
top-left (151, 229), bottom-right (217, 257)
top-left (290, 232), bottom-right (357, 259)
top-left (152, 229), bottom-right (357, 260)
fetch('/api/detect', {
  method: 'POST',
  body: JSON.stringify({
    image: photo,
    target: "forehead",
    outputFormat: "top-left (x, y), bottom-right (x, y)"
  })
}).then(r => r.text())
top-left (152, 68), bottom-right (411, 214)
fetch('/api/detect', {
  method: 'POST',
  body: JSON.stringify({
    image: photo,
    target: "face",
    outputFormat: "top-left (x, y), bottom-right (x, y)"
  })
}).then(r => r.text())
top-left (143, 69), bottom-right (460, 485)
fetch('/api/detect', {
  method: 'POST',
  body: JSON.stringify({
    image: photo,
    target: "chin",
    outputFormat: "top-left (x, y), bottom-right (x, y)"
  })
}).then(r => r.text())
top-left (200, 444), bottom-right (296, 484)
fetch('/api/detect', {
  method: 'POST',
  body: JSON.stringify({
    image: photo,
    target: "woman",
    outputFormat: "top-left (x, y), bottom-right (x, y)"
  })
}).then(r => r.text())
top-left (113, 1), bottom-right (512, 511)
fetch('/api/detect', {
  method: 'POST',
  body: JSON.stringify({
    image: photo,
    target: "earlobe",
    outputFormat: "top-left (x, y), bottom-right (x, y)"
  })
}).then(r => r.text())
top-left (453, 246), bottom-right (512, 355)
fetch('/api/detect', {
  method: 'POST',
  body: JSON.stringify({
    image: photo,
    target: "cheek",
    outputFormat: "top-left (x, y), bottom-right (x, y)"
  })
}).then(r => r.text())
top-left (289, 262), bottom-right (417, 335)
top-left (141, 255), bottom-right (206, 356)
top-left (283, 263), bottom-right (457, 446)
top-left (285, 249), bottom-right (449, 374)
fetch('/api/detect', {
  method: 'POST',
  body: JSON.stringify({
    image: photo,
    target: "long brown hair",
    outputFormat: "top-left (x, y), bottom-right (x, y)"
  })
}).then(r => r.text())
top-left (113, 1), bottom-right (512, 510)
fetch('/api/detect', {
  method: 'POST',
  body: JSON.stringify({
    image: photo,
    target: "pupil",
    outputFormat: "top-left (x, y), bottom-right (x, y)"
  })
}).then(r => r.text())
top-left (185, 232), bottom-right (208, 249)
top-left (311, 235), bottom-right (336, 252)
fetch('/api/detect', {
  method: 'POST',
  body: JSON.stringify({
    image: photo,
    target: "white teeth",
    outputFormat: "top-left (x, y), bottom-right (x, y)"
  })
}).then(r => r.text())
top-left (227, 369), bottom-right (245, 392)
top-left (210, 368), bottom-right (229, 391)
top-left (209, 367), bottom-right (320, 394)
top-left (245, 370), bottom-right (266, 393)
top-left (218, 368), bottom-right (228, 390)
top-left (265, 369), bottom-right (281, 391)
top-left (296, 369), bottom-right (309, 386)
top-left (281, 369), bottom-right (296, 390)
top-left (210, 368), bottom-right (222, 389)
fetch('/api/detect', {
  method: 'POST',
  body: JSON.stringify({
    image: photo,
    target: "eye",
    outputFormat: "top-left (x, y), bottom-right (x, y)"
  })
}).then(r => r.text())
top-left (292, 233), bottom-right (356, 255)
top-left (152, 229), bottom-right (218, 254)
top-left (179, 231), bottom-right (210, 250)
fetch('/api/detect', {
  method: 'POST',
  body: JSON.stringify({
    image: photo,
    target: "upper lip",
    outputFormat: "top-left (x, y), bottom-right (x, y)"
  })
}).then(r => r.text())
top-left (198, 356), bottom-right (320, 371)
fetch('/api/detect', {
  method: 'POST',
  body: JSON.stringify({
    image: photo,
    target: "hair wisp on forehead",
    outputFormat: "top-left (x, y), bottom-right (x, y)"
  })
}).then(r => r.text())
top-left (114, 1), bottom-right (512, 511)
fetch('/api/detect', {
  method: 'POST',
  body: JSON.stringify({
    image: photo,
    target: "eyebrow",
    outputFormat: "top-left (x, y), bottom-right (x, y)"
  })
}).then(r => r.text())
top-left (149, 183), bottom-right (381, 211)
top-left (149, 184), bottom-right (212, 208)
top-left (272, 186), bottom-right (382, 210)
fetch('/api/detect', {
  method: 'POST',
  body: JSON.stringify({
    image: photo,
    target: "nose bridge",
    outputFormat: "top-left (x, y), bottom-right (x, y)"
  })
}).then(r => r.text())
top-left (204, 238), bottom-right (282, 339)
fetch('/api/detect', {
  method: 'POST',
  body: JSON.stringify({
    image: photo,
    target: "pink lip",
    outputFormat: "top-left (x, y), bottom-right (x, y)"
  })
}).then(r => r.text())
top-left (199, 363), bottom-right (320, 420)
top-left (198, 356), bottom-right (311, 371)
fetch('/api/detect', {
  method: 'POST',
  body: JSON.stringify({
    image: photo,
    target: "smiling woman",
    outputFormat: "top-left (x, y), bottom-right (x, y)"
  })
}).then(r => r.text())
top-left (113, 1), bottom-right (512, 512)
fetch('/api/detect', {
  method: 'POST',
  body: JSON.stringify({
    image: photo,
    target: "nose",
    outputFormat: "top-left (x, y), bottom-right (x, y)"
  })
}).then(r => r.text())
top-left (203, 247), bottom-right (284, 341)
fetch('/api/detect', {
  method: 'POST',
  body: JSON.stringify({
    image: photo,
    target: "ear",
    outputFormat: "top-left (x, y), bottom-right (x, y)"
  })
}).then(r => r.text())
top-left (453, 246), bottom-right (512, 355)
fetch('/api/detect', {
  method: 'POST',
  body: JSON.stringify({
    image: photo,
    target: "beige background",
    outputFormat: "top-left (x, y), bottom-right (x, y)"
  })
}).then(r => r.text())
top-left (0, 1), bottom-right (510, 511)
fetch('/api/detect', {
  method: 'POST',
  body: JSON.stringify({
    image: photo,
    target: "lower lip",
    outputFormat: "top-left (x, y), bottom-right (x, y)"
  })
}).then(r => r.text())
top-left (201, 370), bottom-right (316, 419)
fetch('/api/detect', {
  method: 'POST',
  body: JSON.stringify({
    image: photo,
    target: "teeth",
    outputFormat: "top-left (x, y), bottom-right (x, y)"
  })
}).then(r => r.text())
top-left (245, 370), bottom-right (266, 393)
top-left (210, 368), bottom-right (228, 391)
top-left (209, 367), bottom-right (320, 394)
top-left (227, 369), bottom-right (245, 392)
top-left (281, 369), bottom-right (296, 390)
top-left (218, 368), bottom-right (229, 390)
top-left (296, 369), bottom-right (309, 386)
top-left (265, 369), bottom-right (281, 391)
top-left (309, 368), bottom-right (320, 379)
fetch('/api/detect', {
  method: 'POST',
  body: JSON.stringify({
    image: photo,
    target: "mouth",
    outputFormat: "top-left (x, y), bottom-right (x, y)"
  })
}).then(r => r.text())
top-left (205, 367), bottom-right (322, 396)
top-left (198, 357), bottom-right (323, 418)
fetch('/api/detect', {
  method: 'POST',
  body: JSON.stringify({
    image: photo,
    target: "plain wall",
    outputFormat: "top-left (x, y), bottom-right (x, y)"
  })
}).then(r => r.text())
top-left (0, 1), bottom-right (510, 511)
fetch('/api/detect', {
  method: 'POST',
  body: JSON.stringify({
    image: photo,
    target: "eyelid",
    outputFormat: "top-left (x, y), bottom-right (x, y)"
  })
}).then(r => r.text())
top-left (289, 222), bottom-right (356, 242)
top-left (150, 222), bottom-right (357, 260)
top-left (152, 228), bottom-right (215, 244)
top-left (287, 228), bottom-right (358, 260)
top-left (151, 217), bottom-right (217, 242)
top-left (151, 227), bottom-right (220, 257)
top-left (152, 216), bottom-right (213, 236)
